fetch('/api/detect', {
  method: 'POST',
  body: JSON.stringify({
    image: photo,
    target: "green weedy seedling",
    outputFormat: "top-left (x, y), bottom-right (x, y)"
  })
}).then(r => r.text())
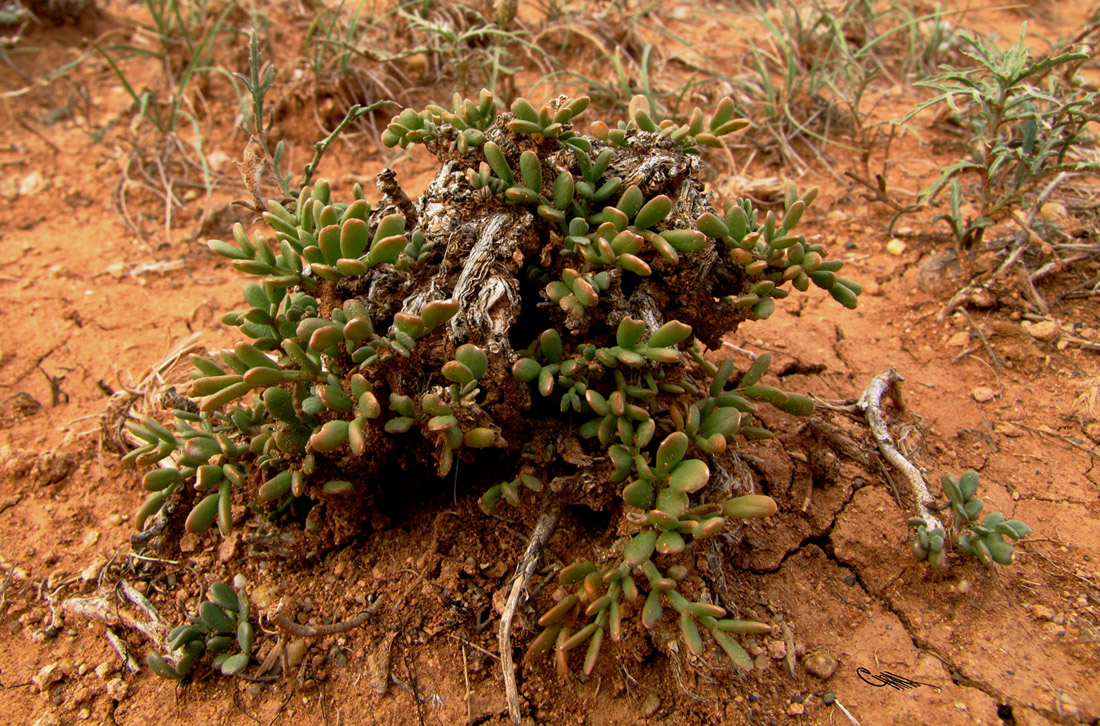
top-left (126, 82), bottom-right (862, 682)
top-left (147, 582), bottom-right (257, 680)
top-left (911, 470), bottom-right (1031, 568)
top-left (898, 25), bottom-right (1100, 251)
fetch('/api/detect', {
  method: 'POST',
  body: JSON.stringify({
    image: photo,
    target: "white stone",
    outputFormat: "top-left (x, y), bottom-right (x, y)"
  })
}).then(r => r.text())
top-left (19, 171), bottom-right (47, 196)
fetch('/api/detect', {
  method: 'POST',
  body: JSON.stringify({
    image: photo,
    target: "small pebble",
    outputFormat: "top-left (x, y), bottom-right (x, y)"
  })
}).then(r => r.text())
top-left (80, 563), bottom-right (100, 583)
top-left (886, 238), bottom-right (906, 256)
top-left (970, 387), bottom-right (997, 403)
top-left (69, 685), bottom-right (91, 706)
top-left (1032, 604), bottom-right (1055, 621)
top-left (207, 151), bottom-right (232, 174)
top-left (995, 423), bottom-right (1023, 438)
top-left (639, 692), bottom-right (661, 717)
top-left (328, 647), bottom-right (349, 668)
top-left (251, 584), bottom-right (280, 609)
top-left (20, 171), bottom-right (48, 196)
top-left (33, 664), bottom-right (62, 692)
top-left (787, 702), bottom-right (804, 716)
top-left (1026, 320), bottom-right (1060, 342)
top-left (804, 652), bottom-right (838, 679)
top-left (286, 639), bottom-right (308, 668)
top-left (105, 678), bottom-right (127, 701)
top-left (1039, 202), bottom-right (1068, 221)
top-left (946, 331), bottom-right (970, 347)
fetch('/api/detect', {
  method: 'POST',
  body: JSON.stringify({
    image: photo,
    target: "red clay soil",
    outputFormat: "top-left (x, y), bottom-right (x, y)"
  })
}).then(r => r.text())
top-left (1, 1), bottom-right (1098, 725)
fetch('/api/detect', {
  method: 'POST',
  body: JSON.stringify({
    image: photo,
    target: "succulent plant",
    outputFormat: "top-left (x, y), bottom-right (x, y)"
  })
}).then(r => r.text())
top-left (911, 469), bottom-right (1031, 568)
top-left (147, 582), bottom-right (256, 680)
top-left (126, 89), bottom-right (861, 674)
top-left (910, 470), bottom-right (1029, 567)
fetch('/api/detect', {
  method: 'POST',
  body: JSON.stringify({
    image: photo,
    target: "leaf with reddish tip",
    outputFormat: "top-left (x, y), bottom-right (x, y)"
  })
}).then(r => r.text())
top-left (722, 494), bottom-right (777, 519)
top-left (647, 320), bottom-right (692, 349)
top-left (669, 459), bottom-right (709, 493)
top-left (656, 431), bottom-right (689, 475)
top-left (421, 299), bottom-right (459, 330)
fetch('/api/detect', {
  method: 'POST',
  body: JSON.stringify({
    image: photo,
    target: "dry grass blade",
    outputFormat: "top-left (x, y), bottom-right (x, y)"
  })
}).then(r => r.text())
top-left (102, 331), bottom-right (206, 453)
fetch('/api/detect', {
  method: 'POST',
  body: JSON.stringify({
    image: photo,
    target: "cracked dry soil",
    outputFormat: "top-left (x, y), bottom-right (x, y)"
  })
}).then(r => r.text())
top-left (2, 2), bottom-right (1100, 725)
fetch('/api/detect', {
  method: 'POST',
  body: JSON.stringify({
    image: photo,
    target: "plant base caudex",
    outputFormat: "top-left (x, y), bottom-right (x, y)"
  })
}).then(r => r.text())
top-left (123, 90), bottom-right (862, 684)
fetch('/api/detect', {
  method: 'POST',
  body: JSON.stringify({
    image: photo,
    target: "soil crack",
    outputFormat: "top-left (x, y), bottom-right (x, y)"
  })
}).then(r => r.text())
top-left (828, 543), bottom-right (1070, 723)
top-left (745, 471), bottom-right (868, 575)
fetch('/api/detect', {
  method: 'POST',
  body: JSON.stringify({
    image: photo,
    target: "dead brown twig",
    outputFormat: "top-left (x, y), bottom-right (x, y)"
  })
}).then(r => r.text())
top-left (499, 500), bottom-right (563, 725)
top-left (958, 308), bottom-right (1005, 374)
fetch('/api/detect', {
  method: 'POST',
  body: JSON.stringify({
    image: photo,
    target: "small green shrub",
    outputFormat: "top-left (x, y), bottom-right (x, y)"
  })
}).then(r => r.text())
top-left (720, 0), bottom-right (964, 169)
top-left (899, 26), bottom-right (1100, 251)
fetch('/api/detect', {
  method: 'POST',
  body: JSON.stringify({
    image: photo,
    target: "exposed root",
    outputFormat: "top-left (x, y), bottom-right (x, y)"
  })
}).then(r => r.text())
top-left (62, 589), bottom-right (168, 647)
top-left (856, 369), bottom-right (943, 536)
top-left (499, 501), bottom-right (563, 725)
top-left (105, 629), bottom-right (141, 674)
top-left (271, 600), bottom-right (382, 638)
top-left (834, 697), bottom-right (863, 725)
